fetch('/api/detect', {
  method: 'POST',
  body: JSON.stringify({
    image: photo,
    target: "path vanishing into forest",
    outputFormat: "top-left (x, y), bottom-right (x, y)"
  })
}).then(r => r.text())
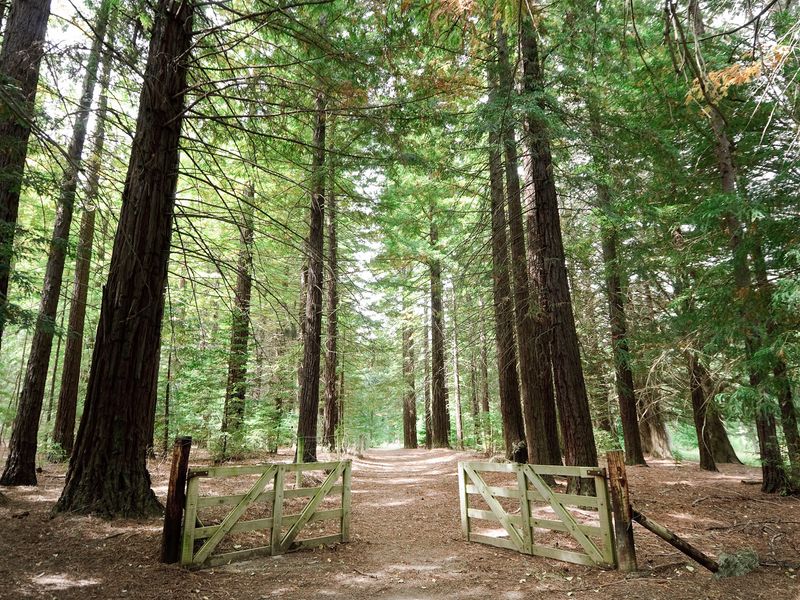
top-left (1, 447), bottom-right (799, 599)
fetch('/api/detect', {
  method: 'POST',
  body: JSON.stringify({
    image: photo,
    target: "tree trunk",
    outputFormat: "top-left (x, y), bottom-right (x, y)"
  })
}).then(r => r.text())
top-left (402, 319), bottom-right (418, 449)
top-left (469, 350), bottom-right (480, 447)
top-left (429, 209), bottom-right (450, 448)
top-left (687, 352), bottom-right (718, 472)
top-left (637, 390), bottom-right (672, 459)
top-left (751, 240), bottom-right (800, 475)
top-left (496, 25), bottom-right (560, 466)
top-left (450, 284), bottom-right (464, 449)
top-left (296, 91), bottom-right (326, 463)
top-left (486, 53), bottom-right (526, 462)
top-left (220, 187), bottom-right (254, 460)
top-left (478, 297), bottom-right (491, 451)
top-left (521, 19), bottom-right (597, 476)
top-left (423, 305), bottom-right (432, 449)
top-left (45, 300), bottom-right (66, 424)
top-left (323, 157), bottom-right (339, 451)
top-left (0, 0), bottom-right (52, 350)
top-left (591, 124), bottom-right (645, 464)
top-left (53, 0), bottom-right (194, 516)
top-left (1, 0), bottom-right (111, 485)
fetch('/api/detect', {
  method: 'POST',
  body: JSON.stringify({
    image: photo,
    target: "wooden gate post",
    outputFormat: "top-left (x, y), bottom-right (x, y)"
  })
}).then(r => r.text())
top-left (161, 436), bottom-right (192, 563)
top-left (606, 450), bottom-right (637, 572)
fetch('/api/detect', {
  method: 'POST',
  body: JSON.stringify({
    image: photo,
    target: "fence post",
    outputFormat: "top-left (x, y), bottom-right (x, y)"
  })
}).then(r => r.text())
top-left (516, 464), bottom-right (532, 554)
top-left (341, 460), bottom-right (352, 542)
top-left (457, 462), bottom-right (470, 541)
top-left (160, 436), bottom-right (192, 564)
top-left (606, 450), bottom-right (637, 572)
top-left (271, 466), bottom-right (285, 555)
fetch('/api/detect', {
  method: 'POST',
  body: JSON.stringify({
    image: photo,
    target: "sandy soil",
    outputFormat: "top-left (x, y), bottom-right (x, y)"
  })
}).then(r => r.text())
top-left (1, 447), bottom-right (799, 599)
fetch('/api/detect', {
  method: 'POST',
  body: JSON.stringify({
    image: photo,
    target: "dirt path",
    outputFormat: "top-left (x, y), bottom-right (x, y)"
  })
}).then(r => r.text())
top-left (1, 447), bottom-right (799, 599)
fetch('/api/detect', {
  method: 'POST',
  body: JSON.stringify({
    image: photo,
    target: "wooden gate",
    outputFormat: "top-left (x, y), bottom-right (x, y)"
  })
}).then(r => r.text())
top-left (180, 460), bottom-right (352, 568)
top-left (458, 462), bottom-right (615, 568)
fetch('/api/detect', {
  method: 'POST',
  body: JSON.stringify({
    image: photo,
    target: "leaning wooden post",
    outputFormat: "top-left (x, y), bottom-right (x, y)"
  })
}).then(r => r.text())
top-left (606, 450), bottom-right (637, 572)
top-left (161, 436), bottom-right (192, 563)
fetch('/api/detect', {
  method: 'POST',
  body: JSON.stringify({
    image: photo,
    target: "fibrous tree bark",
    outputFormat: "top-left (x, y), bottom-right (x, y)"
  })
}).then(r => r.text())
top-left (496, 25), bottom-right (560, 466)
top-left (423, 305), bottom-right (432, 449)
top-left (487, 44), bottom-right (526, 461)
top-left (1, 0), bottom-right (112, 485)
top-left (429, 208), bottom-right (450, 448)
top-left (402, 314), bottom-right (417, 449)
top-left (323, 153), bottom-right (339, 452)
top-left (588, 113), bottom-right (646, 466)
top-left (450, 284), bottom-right (463, 449)
top-left (521, 18), bottom-right (597, 476)
top-left (296, 91), bottom-right (326, 463)
top-left (0, 0), bottom-right (52, 351)
top-left (220, 188), bottom-right (255, 460)
top-left (54, 0), bottom-right (194, 516)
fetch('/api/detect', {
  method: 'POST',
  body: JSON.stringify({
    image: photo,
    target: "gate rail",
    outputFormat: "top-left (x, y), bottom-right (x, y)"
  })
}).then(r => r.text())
top-left (458, 461), bottom-right (616, 568)
top-left (180, 460), bottom-right (352, 568)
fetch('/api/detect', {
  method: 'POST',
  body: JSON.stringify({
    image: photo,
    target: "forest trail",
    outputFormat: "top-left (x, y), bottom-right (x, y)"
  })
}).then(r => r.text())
top-left (1, 448), bottom-right (799, 599)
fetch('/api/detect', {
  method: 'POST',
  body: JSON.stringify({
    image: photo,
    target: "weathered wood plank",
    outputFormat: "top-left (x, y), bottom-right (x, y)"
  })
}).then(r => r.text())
top-left (271, 466), bottom-right (285, 555)
top-left (464, 484), bottom-right (520, 499)
top-left (192, 466), bottom-right (277, 565)
top-left (279, 462), bottom-right (345, 552)
top-left (203, 545), bottom-right (272, 568)
top-left (457, 464), bottom-right (469, 540)
top-left (195, 484), bottom-right (343, 508)
top-left (606, 450), bottom-right (637, 572)
top-left (594, 473), bottom-right (617, 567)
top-left (460, 461), bottom-right (520, 473)
top-left (341, 461), bottom-right (352, 543)
top-left (530, 517), bottom-right (602, 537)
top-left (467, 507), bottom-right (522, 526)
top-left (517, 467), bottom-right (533, 553)
top-left (462, 464), bottom-right (524, 551)
top-left (288, 533), bottom-right (343, 550)
top-left (161, 436), bottom-right (192, 564)
top-left (188, 461), bottom-right (342, 479)
top-left (469, 533), bottom-right (519, 551)
top-left (194, 517), bottom-right (274, 540)
top-left (524, 466), bottom-right (604, 564)
top-left (180, 476), bottom-right (200, 566)
top-left (531, 544), bottom-right (601, 567)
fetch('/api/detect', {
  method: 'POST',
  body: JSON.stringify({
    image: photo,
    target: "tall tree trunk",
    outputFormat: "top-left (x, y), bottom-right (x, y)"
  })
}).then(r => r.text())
top-left (486, 50), bottom-right (526, 461)
top-left (429, 209), bottom-right (449, 448)
top-left (687, 352), bottom-right (718, 472)
top-left (402, 319), bottom-right (418, 449)
top-left (0, 0), bottom-right (52, 350)
top-left (1, 0), bottom-right (111, 485)
top-left (496, 25), bottom-right (560, 466)
top-left (450, 284), bottom-right (464, 449)
top-left (323, 156), bottom-right (339, 451)
top-left (53, 0), bottom-right (194, 516)
top-left (521, 18), bottom-right (597, 476)
top-left (751, 240), bottom-right (800, 475)
top-left (679, 0), bottom-right (786, 493)
top-left (162, 347), bottom-right (172, 456)
top-left (296, 91), bottom-right (326, 463)
top-left (423, 305), bottom-right (432, 449)
top-left (589, 119), bottom-right (646, 466)
top-left (469, 350), bottom-right (480, 446)
top-left (45, 298), bottom-right (66, 424)
top-left (637, 390), bottom-right (672, 459)
top-left (478, 301), bottom-right (491, 451)
top-left (220, 188), bottom-right (254, 460)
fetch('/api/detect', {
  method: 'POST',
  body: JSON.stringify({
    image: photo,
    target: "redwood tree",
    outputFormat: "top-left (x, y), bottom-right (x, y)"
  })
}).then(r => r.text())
top-left (1, 0), bottom-right (112, 484)
top-left (0, 0), bottom-right (52, 350)
top-left (521, 18), bottom-right (597, 474)
top-left (296, 91), bottom-right (326, 463)
top-left (428, 209), bottom-right (450, 448)
top-left (54, 0), bottom-right (194, 517)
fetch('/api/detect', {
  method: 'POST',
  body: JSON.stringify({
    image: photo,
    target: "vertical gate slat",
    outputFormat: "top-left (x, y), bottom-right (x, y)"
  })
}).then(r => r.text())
top-left (594, 470), bottom-right (617, 567)
top-left (516, 466), bottom-right (533, 554)
top-left (341, 461), bottom-right (352, 542)
top-left (457, 463), bottom-right (470, 541)
top-left (271, 466), bottom-right (285, 555)
top-left (180, 476), bottom-right (200, 566)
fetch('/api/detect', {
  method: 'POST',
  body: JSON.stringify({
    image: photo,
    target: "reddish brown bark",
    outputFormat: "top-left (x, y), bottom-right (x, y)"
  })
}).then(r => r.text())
top-left (53, 0), bottom-right (194, 516)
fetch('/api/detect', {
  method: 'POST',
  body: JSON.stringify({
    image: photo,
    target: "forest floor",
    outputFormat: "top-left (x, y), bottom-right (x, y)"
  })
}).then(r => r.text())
top-left (1, 447), bottom-right (799, 599)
